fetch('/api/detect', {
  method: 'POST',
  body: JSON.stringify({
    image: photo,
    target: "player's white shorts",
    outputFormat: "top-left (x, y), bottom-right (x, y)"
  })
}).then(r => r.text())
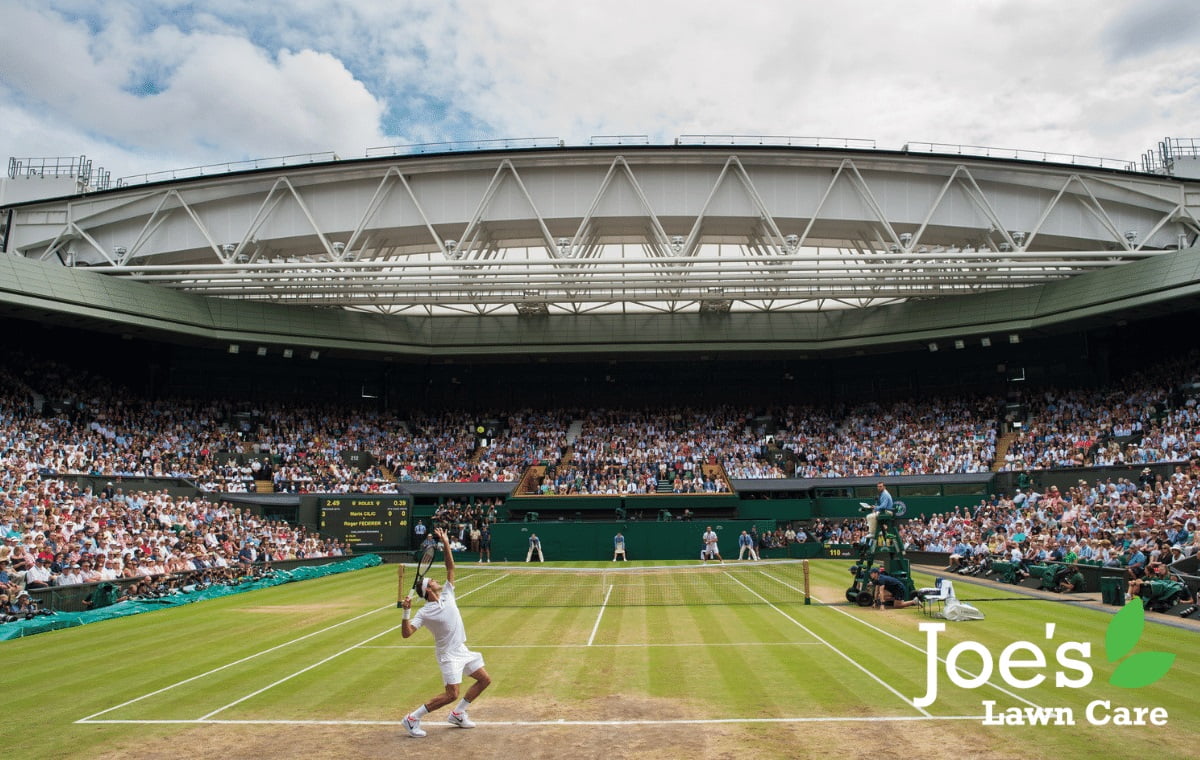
top-left (438, 649), bottom-right (486, 685)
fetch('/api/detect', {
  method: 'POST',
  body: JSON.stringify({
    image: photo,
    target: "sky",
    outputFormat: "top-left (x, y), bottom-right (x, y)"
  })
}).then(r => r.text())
top-left (1, 0), bottom-right (1198, 181)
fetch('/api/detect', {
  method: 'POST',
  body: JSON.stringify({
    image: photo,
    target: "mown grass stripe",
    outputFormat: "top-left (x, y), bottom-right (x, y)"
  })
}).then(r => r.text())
top-left (15, 558), bottom-right (1191, 760)
top-left (76, 601), bottom-right (395, 722)
top-left (723, 569), bottom-right (932, 717)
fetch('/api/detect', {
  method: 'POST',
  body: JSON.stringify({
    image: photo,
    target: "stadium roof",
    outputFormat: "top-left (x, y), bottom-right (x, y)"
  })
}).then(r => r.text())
top-left (3, 140), bottom-right (1200, 357)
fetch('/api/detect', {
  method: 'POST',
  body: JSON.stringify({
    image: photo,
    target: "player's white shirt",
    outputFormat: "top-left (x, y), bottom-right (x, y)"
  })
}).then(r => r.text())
top-left (412, 579), bottom-right (469, 660)
top-left (703, 530), bottom-right (719, 547)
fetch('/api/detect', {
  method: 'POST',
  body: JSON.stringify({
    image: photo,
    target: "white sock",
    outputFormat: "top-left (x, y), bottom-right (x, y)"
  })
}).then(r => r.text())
top-left (412, 704), bottom-right (429, 719)
top-left (455, 698), bottom-right (471, 713)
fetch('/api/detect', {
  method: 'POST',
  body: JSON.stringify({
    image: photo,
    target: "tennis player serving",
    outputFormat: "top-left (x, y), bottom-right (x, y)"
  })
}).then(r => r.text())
top-left (400, 527), bottom-right (492, 738)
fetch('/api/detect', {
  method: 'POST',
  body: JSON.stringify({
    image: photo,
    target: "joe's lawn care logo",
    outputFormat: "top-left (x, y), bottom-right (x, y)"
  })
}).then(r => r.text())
top-left (913, 599), bottom-right (1174, 726)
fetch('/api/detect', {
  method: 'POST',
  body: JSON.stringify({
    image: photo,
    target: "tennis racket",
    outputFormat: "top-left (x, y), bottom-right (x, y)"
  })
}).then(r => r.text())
top-left (395, 562), bottom-right (406, 608)
top-left (411, 544), bottom-right (437, 599)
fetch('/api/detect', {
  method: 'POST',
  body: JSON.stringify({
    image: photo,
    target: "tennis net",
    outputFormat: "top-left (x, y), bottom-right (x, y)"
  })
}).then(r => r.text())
top-left (449, 560), bottom-right (810, 607)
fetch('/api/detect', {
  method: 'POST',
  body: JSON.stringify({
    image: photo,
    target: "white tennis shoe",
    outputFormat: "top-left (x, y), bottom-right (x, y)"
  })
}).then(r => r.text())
top-left (447, 710), bottom-right (476, 728)
top-left (403, 714), bottom-right (426, 737)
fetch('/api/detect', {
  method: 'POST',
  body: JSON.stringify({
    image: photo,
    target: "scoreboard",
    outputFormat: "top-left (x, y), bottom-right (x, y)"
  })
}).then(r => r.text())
top-left (318, 496), bottom-right (411, 549)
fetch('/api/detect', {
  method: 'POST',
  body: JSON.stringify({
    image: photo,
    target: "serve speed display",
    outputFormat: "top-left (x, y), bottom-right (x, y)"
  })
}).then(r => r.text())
top-left (319, 496), bottom-right (411, 549)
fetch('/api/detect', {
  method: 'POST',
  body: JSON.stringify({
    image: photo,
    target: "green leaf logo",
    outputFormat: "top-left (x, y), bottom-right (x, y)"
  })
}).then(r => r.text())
top-left (1105, 598), bottom-right (1175, 688)
top-left (1105, 600), bottom-right (1144, 662)
top-left (1110, 652), bottom-right (1176, 689)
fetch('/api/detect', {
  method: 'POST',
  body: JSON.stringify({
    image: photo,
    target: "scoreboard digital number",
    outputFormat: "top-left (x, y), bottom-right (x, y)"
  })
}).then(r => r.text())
top-left (319, 496), bottom-right (411, 549)
top-left (823, 543), bottom-right (856, 558)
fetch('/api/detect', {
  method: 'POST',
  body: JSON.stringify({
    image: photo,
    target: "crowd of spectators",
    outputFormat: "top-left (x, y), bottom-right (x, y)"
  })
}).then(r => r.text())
top-left (768, 398), bottom-right (999, 478)
top-left (896, 466), bottom-right (1200, 577)
top-left (388, 409), bottom-right (574, 484)
top-left (1000, 353), bottom-right (1200, 472)
top-left (1, 354), bottom-right (586, 490)
top-left (0, 453), bottom-right (349, 616)
top-left (4, 346), bottom-right (1200, 496)
top-left (543, 407), bottom-right (739, 495)
top-left (4, 341), bottom-right (1200, 622)
top-left (415, 498), bottom-right (503, 554)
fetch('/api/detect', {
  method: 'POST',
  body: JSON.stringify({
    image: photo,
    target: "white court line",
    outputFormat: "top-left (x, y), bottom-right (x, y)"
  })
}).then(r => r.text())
top-left (77, 602), bottom-right (396, 723)
top-left (758, 570), bottom-right (1046, 711)
top-left (586, 584), bottom-right (613, 646)
top-left (359, 641), bottom-right (823, 649)
top-left (79, 715), bottom-right (985, 726)
top-left (77, 570), bottom-right (509, 725)
top-left (198, 621), bottom-right (406, 720)
top-left (723, 571), bottom-right (932, 717)
top-left (197, 571), bottom-right (511, 721)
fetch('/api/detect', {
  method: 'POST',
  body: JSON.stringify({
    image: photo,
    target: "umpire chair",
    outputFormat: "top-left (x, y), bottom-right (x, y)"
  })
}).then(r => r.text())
top-left (846, 501), bottom-right (915, 606)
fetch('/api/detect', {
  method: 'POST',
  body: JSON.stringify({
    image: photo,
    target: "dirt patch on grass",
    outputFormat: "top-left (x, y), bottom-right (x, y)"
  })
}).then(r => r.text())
top-left (807, 573), bottom-right (871, 607)
top-left (84, 713), bottom-right (1040, 760)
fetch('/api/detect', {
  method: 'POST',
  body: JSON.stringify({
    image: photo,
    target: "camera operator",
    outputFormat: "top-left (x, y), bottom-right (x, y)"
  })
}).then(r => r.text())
top-left (1055, 564), bottom-right (1086, 593)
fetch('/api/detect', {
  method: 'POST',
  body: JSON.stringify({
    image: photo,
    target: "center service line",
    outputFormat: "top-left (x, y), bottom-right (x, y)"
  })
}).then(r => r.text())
top-left (723, 571), bottom-right (932, 717)
top-left (587, 584), bottom-right (614, 646)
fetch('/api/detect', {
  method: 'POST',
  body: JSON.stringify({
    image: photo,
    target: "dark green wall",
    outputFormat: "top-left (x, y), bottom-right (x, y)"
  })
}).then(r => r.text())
top-left (489, 520), bottom-right (776, 561)
top-left (736, 498), bottom-right (812, 520)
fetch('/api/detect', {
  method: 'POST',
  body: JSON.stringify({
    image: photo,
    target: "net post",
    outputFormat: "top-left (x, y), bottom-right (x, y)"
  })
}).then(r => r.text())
top-left (803, 559), bottom-right (811, 605)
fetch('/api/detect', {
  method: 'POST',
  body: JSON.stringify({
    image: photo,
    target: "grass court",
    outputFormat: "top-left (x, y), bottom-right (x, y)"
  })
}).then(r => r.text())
top-left (6, 558), bottom-right (1198, 759)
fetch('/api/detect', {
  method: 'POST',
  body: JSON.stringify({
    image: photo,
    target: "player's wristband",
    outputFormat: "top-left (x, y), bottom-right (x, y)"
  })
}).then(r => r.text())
top-left (402, 609), bottom-right (411, 620)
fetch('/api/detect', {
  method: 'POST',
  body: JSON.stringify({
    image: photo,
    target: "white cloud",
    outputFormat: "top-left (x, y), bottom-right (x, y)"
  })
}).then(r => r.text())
top-left (432, 0), bottom-right (1198, 161)
top-left (0, 1), bottom-right (388, 175)
top-left (0, 0), bottom-right (1198, 177)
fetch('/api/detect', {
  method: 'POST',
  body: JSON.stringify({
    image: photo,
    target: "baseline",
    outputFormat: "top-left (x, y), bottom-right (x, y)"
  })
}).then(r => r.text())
top-left (358, 641), bottom-right (823, 649)
top-left (77, 571), bottom-right (509, 725)
top-left (76, 602), bottom-right (396, 723)
top-left (79, 715), bottom-right (984, 726)
top-left (190, 572), bottom-right (511, 721)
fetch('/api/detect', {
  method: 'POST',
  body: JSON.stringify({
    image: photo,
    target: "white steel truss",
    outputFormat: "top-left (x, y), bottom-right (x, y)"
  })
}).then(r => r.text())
top-left (6, 147), bottom-right (1199, 316)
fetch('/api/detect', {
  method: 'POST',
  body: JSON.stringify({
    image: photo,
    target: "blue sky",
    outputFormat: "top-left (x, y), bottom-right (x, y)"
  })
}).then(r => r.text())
top-left (1, 0), bottom-right (1197, 179)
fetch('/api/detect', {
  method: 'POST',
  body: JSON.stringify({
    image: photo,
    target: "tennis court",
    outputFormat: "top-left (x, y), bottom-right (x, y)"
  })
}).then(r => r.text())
top-left (8, 559), bottom-right (1199, 759)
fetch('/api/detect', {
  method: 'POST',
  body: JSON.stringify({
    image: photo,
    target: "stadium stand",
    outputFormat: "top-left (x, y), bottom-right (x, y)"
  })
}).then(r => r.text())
top-left (3, 320), bottom-right (1200, 620)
